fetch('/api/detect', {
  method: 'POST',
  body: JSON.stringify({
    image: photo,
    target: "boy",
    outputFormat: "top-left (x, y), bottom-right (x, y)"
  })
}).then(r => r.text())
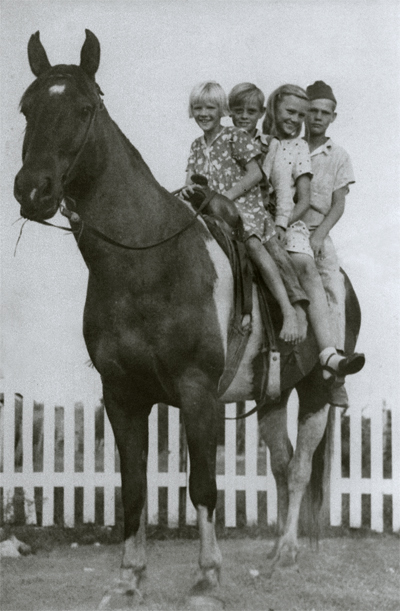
top-left (229, 83), bottom-right (309, 341)
top-left (303, 80), bottom-right (357, 407)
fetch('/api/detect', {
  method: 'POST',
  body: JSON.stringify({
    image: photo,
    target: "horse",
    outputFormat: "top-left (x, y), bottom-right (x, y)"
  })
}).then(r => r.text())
top-left (14, 30), bottom-right (362, 603)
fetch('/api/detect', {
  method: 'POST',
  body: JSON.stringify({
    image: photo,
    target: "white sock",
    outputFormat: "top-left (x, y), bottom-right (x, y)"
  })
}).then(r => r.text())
top-left (319, 347), bottom-right (344, 379)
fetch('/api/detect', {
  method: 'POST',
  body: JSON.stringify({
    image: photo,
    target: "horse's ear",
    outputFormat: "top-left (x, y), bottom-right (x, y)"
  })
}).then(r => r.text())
top-left (28, 31), bottom-right (52, 76)
top-left (80, 29), bottom-right (100, 79)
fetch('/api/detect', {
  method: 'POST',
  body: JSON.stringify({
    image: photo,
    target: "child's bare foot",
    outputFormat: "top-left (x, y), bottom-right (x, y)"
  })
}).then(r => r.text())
top-left (294, 303), bottom-right (308, 342)
top-left (279, 307), bottom-right (301, 344)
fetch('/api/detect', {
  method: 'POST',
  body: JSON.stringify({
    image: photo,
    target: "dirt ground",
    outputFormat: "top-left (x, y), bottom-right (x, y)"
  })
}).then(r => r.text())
top-left (1, 536), bottom-right (399, 611)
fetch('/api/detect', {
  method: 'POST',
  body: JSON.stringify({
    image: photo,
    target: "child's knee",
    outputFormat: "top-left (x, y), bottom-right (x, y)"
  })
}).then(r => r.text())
top-left (293, 254), bottom-right (319, 281)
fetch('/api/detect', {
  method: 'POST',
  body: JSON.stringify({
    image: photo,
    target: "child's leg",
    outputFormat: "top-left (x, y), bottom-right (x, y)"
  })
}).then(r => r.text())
top-left (265, 236), bottom-right (309, 341)
top-left (289, 251), bottom-right (364, 379)
top-left (246, 236), bottom-right (300, 343)
top-left (314, 236), bottom-right (345, 351)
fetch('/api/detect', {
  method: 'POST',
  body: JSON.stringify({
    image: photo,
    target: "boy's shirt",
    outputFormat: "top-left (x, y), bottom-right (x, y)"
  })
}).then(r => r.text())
top-left (304, 138), bottom-right (355, 230)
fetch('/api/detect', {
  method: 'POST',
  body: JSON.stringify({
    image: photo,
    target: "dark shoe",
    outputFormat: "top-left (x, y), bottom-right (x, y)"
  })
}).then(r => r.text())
top-left (336, 353), bottom-right (365, 377)
top-left (322, 352), bottom-right (365, 379)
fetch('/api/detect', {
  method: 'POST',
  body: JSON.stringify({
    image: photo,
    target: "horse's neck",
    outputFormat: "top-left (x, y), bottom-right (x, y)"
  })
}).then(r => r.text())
top-left (68, 110), bottom-right (191, 271)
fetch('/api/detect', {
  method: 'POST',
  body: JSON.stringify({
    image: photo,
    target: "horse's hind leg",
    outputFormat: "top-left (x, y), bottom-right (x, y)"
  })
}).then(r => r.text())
top-left (258, 391), bottom-right (293, 557)
top-left (274, 398), bottom-right (330, 567)
top-left (179, 371), bottom-right (222, 596)
top-left (101, 382), bottom-right (151, 599)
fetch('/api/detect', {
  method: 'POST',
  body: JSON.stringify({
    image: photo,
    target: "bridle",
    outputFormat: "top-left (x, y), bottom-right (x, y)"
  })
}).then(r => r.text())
top-left (30, 79), bottom-right (214, 250)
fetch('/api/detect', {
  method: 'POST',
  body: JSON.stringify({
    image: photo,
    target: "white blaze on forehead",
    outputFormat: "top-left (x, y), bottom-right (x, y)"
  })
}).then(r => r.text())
top-left (49, 84), bottom-right (66, 96)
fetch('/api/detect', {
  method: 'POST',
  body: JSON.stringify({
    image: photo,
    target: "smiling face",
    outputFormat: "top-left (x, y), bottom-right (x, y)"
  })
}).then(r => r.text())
top-left (306, 99), bottom-right (337, 137)
top-left (191, 99), bottom-right (223, 137)
top-left (230, 99), bottom-right (264, 137)
top-left (275, 94), bottom-right (309, 139)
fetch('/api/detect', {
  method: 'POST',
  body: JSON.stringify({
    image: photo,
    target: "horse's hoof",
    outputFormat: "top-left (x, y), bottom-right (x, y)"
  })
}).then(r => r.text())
top-left (184, 594), bottom-right (225, 610)
top-left (98, 578), bottom-right (144, 609)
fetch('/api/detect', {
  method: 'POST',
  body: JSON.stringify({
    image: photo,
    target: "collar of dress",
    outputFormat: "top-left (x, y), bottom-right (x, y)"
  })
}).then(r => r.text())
top-left (200, 126), bottom-right (227, 150)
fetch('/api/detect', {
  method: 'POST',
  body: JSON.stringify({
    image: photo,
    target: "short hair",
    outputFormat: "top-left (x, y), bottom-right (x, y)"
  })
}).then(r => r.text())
top-left (262, 84), bottom-right (309, 138)
top-left (188, 81), bottom-right (229, 118)
top-left (228, 83), bottom-right (265, 112)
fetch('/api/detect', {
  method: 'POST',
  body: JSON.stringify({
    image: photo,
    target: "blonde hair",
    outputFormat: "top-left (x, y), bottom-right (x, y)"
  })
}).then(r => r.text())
top-left (228, 83), bottom-right (265, 112)
top-left (262, 84), bottom-right (309, 138)
top-left (188, 81), bottom-right (229, 118)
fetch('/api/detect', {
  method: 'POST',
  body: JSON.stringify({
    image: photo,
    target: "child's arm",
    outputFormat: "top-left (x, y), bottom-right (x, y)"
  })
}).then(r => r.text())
top-left (288, 174), bottom-right (311, 224)
top-left (266, 143), bottom-right (295, 241)
top-left (309, 186), bottom-right (347, 257)
top-left (223, 159), bottom-right (262, 201)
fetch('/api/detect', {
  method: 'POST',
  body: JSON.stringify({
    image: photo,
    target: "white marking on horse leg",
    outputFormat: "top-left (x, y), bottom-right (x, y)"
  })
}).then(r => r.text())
top-left (29, 188), bottom-right (37, 202)
top-left (120, 507), bottom-right (146, 590)
top-left (49, 84), bottom-right (66, 95)
top-left (278, 404), bottom-right (330, 561)
top-left (197, 505), bottom-right (222, 588)
top-left (204, 238), bottom-right (233, 357)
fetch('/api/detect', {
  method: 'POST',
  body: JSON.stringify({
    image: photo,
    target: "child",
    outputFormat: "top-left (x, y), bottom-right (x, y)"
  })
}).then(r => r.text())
top-left (183, 81), bottom-right (300, 344)
top-left (228, 82), bottom-right (309, 341)
top-left (303, 81), bottom-right (358, 405)
top-left (261, 84), bottom-right (365, 384)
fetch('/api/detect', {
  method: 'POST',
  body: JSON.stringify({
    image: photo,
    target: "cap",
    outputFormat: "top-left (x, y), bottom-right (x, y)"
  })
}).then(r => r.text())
top-left (306, 81), bottom-right (337, 104)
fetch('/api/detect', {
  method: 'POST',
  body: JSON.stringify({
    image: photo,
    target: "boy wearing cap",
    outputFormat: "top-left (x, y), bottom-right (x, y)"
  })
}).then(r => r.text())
top-left (303, 81), bottom-right (356, 407)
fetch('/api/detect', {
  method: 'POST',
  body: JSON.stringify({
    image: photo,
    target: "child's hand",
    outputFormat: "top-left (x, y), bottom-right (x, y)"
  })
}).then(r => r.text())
top-left (310, 231), bottom-right (325, 258)
top-left (179, 185), bottom-right (196, 200)
top-left (275, 226), bottom-right (286, 243)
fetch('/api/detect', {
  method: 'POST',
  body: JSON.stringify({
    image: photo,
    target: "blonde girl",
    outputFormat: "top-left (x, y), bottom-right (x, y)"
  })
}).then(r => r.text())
top-left (262, 84), bottom-right (365, 381)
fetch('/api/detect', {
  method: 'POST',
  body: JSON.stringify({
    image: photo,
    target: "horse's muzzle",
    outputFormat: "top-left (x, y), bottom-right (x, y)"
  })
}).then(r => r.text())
top-left (14, 167), bottom-right (61, 220)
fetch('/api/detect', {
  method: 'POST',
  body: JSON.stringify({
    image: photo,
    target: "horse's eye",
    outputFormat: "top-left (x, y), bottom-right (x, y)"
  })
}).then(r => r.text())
top-left (80, 106), bottom-right (92, 121)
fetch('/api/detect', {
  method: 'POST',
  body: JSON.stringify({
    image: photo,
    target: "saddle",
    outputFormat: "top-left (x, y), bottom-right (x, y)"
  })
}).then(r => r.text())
top-left (179, 175), bottom-right (312, 404)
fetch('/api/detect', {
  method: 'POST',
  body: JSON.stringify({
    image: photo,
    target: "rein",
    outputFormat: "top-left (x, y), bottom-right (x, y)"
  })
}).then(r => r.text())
top-left (32, 87), bottom-right (216, 249)
top-left (37, 192), bottom-right (216, 250)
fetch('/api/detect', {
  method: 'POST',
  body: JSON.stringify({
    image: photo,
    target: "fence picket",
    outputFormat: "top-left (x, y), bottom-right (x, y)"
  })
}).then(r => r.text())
top-left (245, 405), bottom-right (258, 525)
top-left (224, 404), bottom-right (237, 527)
top-left (167, 407), bottom-right (180, 528)
top-left (391, 404), bottom-right (400, 532)
top-left (42, 401), bottom-right (55, 526)
top-left (349, 404), bottom-right (362, 528)
top-left (63, 403), bottom-right (75, 527)
top-left (103, 410), bottom-right (116, 526)
top-left (330, 407), bottom-right (342, 527)
top-left (21, 394), bottom-right (36, 524)
top-left (370, 406), bottom-right (383, 532)
top-left (2, 386), bottom-right (15, 522)
top-left (147, 405), bottom-right (158, 524)
top-left (83, 398), bottom-right (95, 524)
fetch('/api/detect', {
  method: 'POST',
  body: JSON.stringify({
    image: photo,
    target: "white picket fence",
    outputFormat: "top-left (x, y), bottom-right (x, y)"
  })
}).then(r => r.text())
top-left (0, 383), bottom-right (399, 533)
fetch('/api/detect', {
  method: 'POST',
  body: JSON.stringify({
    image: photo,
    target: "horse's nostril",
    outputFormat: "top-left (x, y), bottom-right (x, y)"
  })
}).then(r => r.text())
top-left (40, 177), bottom-right (53, 199)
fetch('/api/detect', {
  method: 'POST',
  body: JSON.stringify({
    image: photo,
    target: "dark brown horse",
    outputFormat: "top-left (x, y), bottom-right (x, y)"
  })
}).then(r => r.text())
top-left (14, 30), bottom-right (361, 603)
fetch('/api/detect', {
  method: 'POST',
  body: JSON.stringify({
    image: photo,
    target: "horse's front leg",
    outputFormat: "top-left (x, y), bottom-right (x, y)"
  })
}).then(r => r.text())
top-left (101, 382), bottom-right (151, 600)
top-left (258, 391), bottom-right (293, 557)
top-left (274, 402), bottom-right (330, 566)
top-left (179, 371), bottom-right (222, 597)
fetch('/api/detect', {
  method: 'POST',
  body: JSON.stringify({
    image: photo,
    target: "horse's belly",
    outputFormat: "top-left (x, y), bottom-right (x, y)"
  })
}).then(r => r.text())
top-left (218, 285), bottom-right (263, 403)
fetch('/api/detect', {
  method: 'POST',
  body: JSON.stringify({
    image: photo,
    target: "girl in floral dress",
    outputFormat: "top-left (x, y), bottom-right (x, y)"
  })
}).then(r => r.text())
top-left (184, 81), bottom-right (300, 344)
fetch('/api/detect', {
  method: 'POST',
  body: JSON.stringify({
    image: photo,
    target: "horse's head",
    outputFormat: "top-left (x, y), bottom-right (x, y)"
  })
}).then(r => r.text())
top-left (14, 30), bottom-right (103, 221)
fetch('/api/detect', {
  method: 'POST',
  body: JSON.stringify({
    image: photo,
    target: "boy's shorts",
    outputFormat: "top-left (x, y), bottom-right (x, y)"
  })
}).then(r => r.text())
top-left (285, 220), bottom-right (314, 258)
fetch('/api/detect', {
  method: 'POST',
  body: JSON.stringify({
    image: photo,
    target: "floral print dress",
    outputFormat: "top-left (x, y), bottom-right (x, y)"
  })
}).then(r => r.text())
top-left (186, 126), bottom-right (275, 243)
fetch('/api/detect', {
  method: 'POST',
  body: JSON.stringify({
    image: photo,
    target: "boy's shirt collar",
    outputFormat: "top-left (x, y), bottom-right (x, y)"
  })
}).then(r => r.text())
top-left (307, 137), bottom-right (333, 157)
